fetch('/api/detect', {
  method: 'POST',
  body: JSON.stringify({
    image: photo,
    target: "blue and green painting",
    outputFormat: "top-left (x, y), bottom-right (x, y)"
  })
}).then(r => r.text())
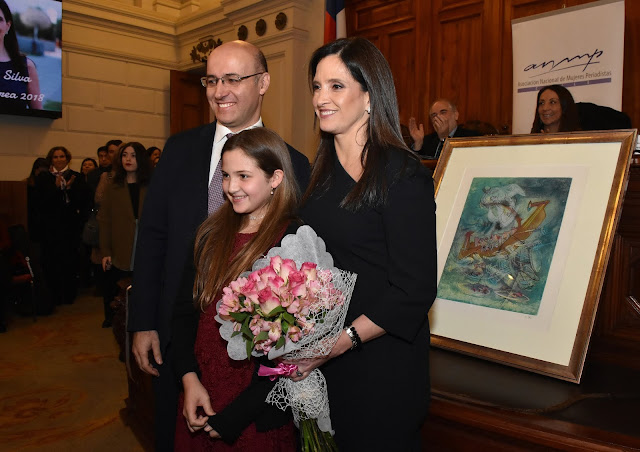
top-left (437, 177), bottom-right (572, 315)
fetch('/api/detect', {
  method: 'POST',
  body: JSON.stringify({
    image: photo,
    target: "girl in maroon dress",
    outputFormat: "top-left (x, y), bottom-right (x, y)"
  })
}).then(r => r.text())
top-left (171, 128), bottom-right (300, 451)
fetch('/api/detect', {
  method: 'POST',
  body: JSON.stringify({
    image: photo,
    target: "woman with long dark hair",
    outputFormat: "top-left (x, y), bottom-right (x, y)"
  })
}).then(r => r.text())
top-left (171, 128), bottom-right (299, 450)
top-left (98, 142), bottom-right (150, 327)
top-left (530, 84), bottom-right (580, 133)
top-left (0, 0), bottom-right (42, 111)
top-left (291, 37), bottom-right (437, 451)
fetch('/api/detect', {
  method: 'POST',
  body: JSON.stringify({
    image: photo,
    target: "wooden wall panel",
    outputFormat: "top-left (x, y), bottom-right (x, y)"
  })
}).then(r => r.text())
top-left (385, 26), bottom-right (418, 122)
top-left (347, 0), bottom-right (418, 127)
top-left (431, 3), bottom-right (485, 128)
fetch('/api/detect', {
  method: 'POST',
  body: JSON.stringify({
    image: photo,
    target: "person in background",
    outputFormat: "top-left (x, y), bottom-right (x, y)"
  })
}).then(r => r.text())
top-left (78, 157), bottom-right (98, 286)
top-left (128, 40), bottom-right (310, 451)
top-left (0, 0), bottom-right (42, 112)
top-left (26, 157), bottom-right (49, 243)
top-left (92, 139), bottom-right (123, 303)
top-left (408, 98), bottom-right (480, 159)
top-left (530, 84), bottom-right (580, 134)
top-left (98, 142), bottom-right (150, 328)
top-left (87, 146), bottom-right (110, 192)
top-left (147, 146), bottom-right (162, 168)
top-left (35, 146), bottom-right (90, 306)
top-left (81, 158), bottom-right (97, 180)
top-left (294, 37), bottom-right (437, 451)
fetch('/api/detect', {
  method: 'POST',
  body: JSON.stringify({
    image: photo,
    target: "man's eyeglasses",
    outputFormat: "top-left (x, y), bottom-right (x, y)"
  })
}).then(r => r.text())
top-left (200, 72), bottom-right (265, 88)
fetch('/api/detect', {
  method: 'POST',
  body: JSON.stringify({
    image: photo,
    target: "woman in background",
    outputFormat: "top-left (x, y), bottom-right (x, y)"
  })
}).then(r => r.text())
top-left (98, 142), bottom-right (150, 328)
top-left (530, 84), bottom-right (580, 134)
top-left (0, 0), bottom-right (42, 111)
top-left (81, 158), bottom-right (98, 180)
top-left (36, 146), bottom-right (89, 306)
top-left (293, 37), bottom-right (437, 451)
top-left (147, 146), bottom-right (162, 168)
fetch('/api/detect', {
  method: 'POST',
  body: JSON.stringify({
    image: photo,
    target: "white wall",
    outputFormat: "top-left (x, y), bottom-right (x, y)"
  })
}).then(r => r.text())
top-left (0, 0), bottom-right (324, 180)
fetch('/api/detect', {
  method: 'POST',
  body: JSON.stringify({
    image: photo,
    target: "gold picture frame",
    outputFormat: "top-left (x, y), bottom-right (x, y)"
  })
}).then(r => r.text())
top-left (429, 130), bottom-right (637, 383)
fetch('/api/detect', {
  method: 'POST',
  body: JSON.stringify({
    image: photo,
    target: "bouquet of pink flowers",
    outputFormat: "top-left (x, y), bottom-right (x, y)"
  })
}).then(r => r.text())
top-left (217, 256), bottom-right (346, 360)
top-left (215, 226), bottom-right (357, 451)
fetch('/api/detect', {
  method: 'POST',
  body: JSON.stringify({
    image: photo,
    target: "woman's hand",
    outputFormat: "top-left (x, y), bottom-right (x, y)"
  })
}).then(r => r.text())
top-left (67, 175), bottom-right (76, 187)
top-left (102, 256), bottom-right (112, 272)
top-left (182, 373), bottom-right (218, 436)
top-left (284, 329), bottom-right (353, 382)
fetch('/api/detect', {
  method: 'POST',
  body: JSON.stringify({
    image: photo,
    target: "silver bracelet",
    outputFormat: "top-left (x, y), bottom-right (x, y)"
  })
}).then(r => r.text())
top-left (344, 325), bottom-right (362, 350)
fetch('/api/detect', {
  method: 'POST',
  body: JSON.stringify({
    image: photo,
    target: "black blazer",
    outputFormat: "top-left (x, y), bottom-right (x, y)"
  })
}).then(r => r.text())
top-left (417, 126), bottom-right (481, 159)
top-left (127, 122), bottom-right (310, 352)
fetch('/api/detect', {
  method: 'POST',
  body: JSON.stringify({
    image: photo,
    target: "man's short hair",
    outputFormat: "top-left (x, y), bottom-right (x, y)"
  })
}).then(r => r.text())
top-left (96, 145), bottom-right (107, 156)
top-left (106, 139), bottom-right (123, 149)
top-left (256, 49), bottom-right (268, 73)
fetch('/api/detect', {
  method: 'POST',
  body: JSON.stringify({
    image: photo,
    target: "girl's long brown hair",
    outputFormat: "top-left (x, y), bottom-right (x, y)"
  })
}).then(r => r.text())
top-left (193, 128), bottom-right (299, 309)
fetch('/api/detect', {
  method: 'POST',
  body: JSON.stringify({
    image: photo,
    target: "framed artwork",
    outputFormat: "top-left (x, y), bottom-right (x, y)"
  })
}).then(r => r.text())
top-left (430, 130), bottom-right (637, 383)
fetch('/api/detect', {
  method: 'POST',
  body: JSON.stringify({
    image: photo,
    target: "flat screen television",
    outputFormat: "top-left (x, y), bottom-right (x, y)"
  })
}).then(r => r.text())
top-left (1, 0), bottom-right (62, 119)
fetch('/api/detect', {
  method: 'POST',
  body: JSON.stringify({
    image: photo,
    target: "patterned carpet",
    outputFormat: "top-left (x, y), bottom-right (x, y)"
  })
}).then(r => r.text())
top-left (0, 289), bottom-right (143, 452)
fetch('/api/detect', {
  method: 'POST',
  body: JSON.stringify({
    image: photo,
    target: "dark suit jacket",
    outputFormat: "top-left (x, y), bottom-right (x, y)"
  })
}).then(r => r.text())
top-left (127, 121), bottom-right (310, 352)
top-left (417, 126), bottom-right (481, 159)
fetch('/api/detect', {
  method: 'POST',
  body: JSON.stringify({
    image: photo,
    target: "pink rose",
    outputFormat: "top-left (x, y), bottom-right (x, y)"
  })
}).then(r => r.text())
top-left (259, 266), bottom-right (278, 283)
top-left (267, 275), bottom-right (285, 293)
top-left (279, 259), bottom-right (298, 282)
top-left (258, 288), bottom-right (281, 315)
top-left (241, 278), bottom-right (256, 294)
top-left (288, 270), bottom-right (305, 285)
top-left (290, 282), bottom-right (307, 298)
top-left (270, 256), bottom-right (283, 272)
top-left (301, 262), bottom-right (317, 281)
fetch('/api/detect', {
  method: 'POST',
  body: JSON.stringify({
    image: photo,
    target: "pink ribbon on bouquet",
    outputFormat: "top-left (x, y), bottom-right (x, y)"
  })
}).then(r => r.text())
top-left (258, 363), bottom-right (298, 381)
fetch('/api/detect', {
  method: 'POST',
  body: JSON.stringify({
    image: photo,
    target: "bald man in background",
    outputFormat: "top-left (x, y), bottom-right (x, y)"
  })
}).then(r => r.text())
top-left (409, 98), bottom-right (480, 159)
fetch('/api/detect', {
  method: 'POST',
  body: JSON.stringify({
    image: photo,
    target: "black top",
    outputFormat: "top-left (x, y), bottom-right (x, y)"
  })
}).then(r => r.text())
top-left (417, 126), bottom-right (482, 159)
top-left (298, 148), bottom-right (437, 451)
top-left (34, 169), bottom-right (91, 242)
top-left (127, 182), bottom-right (140, 219)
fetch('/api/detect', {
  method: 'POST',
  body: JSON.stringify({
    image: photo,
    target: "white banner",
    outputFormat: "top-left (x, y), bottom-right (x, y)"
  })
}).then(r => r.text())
top-left (511, 0), bottom-right (625, 134)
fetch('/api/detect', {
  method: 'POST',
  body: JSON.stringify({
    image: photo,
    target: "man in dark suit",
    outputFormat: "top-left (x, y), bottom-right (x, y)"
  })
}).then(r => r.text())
top-left (409, 99), bottom-right (481, 159)
top-left (128, 40), bottom-right (310, 451)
